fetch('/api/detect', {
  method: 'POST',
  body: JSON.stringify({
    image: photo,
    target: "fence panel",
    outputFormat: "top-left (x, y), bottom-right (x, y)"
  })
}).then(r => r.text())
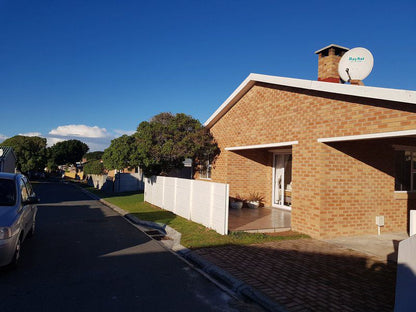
top-left (190, 180), bottom-right (212, 227)
top-left (395, 235), bottom-right (416, 311)
top-left (115, 173), bottom-right (144, 192)
top-left (144, 176), bottom-right (229, 235)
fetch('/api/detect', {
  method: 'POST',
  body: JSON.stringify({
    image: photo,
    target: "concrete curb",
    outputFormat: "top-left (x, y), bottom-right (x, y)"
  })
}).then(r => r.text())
top-left (177, 249), bottom-right (287, 312)
top-left (72, 182), bottom-right (286, 312)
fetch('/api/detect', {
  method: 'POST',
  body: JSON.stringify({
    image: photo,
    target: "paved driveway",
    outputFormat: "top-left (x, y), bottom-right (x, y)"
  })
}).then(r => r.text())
top-left (194, 238), bottom-right (398, 312)
top-left (0, 182), bottom-right (258, 312)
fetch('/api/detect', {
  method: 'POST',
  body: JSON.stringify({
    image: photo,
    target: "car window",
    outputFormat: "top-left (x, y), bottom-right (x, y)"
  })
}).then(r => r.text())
top-left (23, 177), bottom-right (34, 196)
top-left (0, 179), bottom-right (16, 206)
top-left (20, 178), bottom-right (29, 202)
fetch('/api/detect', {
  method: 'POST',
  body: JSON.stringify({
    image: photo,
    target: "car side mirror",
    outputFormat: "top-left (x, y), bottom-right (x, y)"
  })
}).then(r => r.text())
top-left (24, 195), bottom-right (39, 205)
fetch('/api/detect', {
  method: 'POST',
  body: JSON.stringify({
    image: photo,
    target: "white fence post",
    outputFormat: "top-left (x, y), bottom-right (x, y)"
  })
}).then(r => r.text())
top-left (209, 182), bottom-right (214, 229)
top-left (188, 179), bottom-right (193, 220)
top-left (224, 184), bottom-right (229, 234)
top-left (173, 178), bottom-right (178, 214)
top-left (410, 210), bottom-right (416, 237)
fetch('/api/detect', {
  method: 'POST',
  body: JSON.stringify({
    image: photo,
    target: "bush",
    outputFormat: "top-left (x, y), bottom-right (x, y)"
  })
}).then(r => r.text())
top-left (83, 160), bottom-right (104, 175)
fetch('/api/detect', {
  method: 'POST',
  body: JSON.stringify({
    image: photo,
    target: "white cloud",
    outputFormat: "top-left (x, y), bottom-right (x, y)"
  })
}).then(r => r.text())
top-left (45, 135), bottom-right (111, 151)
top-left (49, 125), bottom-right (108, 138)
top-left (0, 134), bottom-right (8, 142)
top-left (46, 137), bottom-right (65, 147)
top-left (19, 132), bottom-right (42, 137)
top-left (113, 129), bottom-right (135, 137)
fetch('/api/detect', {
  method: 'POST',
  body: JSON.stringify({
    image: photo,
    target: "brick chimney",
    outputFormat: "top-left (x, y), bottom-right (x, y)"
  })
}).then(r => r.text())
top-left (315, 44), bottom-right (349, 83)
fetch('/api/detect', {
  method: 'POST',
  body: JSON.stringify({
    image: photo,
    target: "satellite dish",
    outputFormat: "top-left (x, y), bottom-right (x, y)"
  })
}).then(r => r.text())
top-left (338, 47), bottom-right (374, 82)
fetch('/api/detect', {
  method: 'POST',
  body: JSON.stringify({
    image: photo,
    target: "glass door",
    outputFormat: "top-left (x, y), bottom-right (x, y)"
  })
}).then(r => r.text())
top-left (273, 153), bottom-right (292, 209)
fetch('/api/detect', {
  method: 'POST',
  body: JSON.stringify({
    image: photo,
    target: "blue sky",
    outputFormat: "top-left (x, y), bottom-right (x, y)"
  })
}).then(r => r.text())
top-left (1, 0), bottom-right (415, 151)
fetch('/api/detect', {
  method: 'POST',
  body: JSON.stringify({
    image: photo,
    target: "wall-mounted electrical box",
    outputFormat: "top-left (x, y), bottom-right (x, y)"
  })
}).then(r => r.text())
top-left (376, 216), bottom-right (385, 227)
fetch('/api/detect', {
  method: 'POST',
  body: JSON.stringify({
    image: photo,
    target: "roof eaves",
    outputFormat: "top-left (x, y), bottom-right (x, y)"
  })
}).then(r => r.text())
top-left (204, 74), bottom-right (416, 129)
top-left (204, 74), bottom-right (257, 128)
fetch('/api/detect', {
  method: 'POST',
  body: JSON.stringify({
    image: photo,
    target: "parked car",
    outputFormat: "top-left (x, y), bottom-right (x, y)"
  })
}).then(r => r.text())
top-left (0, 173), bottom-right (38, 268)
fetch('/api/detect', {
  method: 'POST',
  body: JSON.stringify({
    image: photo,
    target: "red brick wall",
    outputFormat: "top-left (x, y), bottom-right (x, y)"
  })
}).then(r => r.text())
top-left (208, 82), bottom-right (416, 238)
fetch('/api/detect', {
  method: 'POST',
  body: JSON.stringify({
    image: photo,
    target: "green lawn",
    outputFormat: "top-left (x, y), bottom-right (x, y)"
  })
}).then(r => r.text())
top-left (78, 182), bottom-right (308, 248)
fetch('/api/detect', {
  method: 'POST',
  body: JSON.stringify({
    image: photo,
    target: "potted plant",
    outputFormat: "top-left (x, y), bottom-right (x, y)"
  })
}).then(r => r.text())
top-left (246, 192), bottom-right (264, 209)
top-left (229, 194), bottom-right (244, 209)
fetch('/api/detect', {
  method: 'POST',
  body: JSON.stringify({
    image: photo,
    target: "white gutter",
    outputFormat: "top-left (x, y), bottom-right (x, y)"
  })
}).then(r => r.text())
top-left (225, 141), bottom-right (299, 151)
top-left (317, 129), bottom-right (416, 143)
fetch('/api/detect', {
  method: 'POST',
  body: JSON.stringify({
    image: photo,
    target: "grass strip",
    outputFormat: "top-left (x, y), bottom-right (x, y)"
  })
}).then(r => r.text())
top-left (78, 182), bottom-right (309, 248)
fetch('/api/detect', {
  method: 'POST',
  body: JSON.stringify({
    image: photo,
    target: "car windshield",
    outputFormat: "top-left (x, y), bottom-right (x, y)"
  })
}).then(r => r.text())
top-left (0, 179), bottom-right (16, 206)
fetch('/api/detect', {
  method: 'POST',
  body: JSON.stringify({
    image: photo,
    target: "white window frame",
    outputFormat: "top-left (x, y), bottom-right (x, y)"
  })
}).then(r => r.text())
top-left (199, 161), bottom-right (212, 180)
top-left (272, 151), bottom-right (292, 211)
top-left (394, 147), bottom-right (416, 192)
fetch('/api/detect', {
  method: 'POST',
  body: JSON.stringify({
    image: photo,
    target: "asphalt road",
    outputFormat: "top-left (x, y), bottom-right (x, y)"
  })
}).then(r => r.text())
top-left (0, 182), bottom-right (259, 312)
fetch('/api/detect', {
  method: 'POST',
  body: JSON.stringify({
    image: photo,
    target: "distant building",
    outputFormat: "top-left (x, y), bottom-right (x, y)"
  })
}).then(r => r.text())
top-left (0, 146), bottom-right (16, 173)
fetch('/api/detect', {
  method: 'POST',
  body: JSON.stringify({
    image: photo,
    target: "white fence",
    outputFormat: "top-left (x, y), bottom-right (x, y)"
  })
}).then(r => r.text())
top-left (115, 173), bottom-right (144, 192)
top-left (395, 235), bottom-right (416, 311)
top-left (86, 172), bottom-right (144, 193)
top-left (144, 176), bottom-right (229, 235)
top-left (87, 174), bottom-right (108, 189)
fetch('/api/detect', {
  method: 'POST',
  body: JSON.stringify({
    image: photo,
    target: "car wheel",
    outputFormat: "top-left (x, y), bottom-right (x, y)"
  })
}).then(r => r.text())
top-left (8, 237), bottom-right (22, 269)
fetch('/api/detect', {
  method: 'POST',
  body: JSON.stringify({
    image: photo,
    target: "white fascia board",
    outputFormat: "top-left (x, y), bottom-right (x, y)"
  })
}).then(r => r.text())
top-left (225, 141), bottom-right (299, 151)
top-left (204, 75), bottom-right (256, 127)
top-left (204, 73), bottom-right (416, 129)
top-left (317, 129), bottom-right (416, 143)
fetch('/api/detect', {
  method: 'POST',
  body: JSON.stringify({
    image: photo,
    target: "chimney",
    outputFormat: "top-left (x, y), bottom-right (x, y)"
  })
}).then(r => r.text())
top-left (315, 44), bottom-right (349, 83)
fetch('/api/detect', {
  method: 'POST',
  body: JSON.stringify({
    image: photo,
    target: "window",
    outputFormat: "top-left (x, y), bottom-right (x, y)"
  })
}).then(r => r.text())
top-left (395, 150), bottom-right (416, 191)
top-left (0, 179), bottom-right (16, 206)
top-left (20, 178), bottom-right (29, 202)
top-left (24, 178), bottom-right (34, 197)
top-left (199, 161), bottom-right (212, 180)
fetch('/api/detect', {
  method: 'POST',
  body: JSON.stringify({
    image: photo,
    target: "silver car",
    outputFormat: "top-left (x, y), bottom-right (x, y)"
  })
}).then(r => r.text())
top-left (0, 173), bottom-right (38, 268)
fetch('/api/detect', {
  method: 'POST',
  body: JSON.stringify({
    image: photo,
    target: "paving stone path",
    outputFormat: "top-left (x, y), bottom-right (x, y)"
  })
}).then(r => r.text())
top-left (193, 239), bottom-right (397, 312)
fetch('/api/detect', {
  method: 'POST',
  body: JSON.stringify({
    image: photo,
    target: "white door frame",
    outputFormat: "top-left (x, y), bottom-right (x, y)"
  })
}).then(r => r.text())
top-left (272, 151), bottom-right (292, 211)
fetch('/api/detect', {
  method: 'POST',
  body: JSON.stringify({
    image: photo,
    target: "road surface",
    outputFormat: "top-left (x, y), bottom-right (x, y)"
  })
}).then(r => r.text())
top-left (0, 181), bottom-right (261, 312)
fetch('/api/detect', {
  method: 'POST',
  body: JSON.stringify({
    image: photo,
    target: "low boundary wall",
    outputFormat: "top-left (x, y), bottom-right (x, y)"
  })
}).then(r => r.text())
top-left (144, 176), bottom-right (229, 235)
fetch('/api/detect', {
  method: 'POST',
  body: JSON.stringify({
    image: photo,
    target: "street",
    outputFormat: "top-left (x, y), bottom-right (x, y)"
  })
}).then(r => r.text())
top-left (0, 182), bottom-right (257, 312)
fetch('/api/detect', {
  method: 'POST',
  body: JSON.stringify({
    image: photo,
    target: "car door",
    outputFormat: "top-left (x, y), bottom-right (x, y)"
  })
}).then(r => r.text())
top-left (23, 177), bottom-right (37, 231)
top-left (19, 178), bottom-right (33, 239)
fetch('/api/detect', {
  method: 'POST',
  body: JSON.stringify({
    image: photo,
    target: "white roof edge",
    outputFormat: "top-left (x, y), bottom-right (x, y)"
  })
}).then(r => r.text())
top-left (317, 129), bottom-right (416, 143)
top-left (314, 44), bottom-right (349, 54)
top-left (204, 74), bottom-right (256, 127)
top-left (204, 73), bottom-right (416, 128)
top-left (225, 141), bottom-right (299, 151)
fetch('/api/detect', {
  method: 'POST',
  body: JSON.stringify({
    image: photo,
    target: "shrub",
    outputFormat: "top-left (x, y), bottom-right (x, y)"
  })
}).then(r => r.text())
top-left (83, 160), bottom-right (104, 175)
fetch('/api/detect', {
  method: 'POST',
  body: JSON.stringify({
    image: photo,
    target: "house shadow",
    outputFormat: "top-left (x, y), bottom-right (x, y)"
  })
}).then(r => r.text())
top-left (192, 241), bottom-right (404, 312)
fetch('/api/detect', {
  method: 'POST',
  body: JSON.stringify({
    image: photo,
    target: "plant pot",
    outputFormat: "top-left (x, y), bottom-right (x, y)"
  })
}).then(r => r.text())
top-left (247, 201), bottom-right (260, 209)
top-left (230, 201), bottom-right (243, 209)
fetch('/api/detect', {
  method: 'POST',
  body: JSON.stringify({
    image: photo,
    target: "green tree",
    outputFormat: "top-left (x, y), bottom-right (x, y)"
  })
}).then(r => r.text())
top-left (84, 151), bottom-right (104, 161)
top-left (49, 140), bottom-right (89, 166)
top-left (132, 112), bottom-right (219, 176)
top-left (102, 135), bottom-right (136, 170)
top-left (2, 135), bottom-right (47, 172)
top-left (83, 160), bottom-right (104, 175)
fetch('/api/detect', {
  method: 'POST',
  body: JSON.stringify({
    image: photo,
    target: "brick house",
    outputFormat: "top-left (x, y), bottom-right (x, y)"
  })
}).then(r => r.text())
top-left (0, 146), bottom-right (16, 173)
top-left (202, 44), bottom-right (416, 239)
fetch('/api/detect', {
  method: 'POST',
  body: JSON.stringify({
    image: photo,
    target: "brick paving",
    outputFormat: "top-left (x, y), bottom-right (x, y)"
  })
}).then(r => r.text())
top-left (193, 238), bottom-right (397, 312)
